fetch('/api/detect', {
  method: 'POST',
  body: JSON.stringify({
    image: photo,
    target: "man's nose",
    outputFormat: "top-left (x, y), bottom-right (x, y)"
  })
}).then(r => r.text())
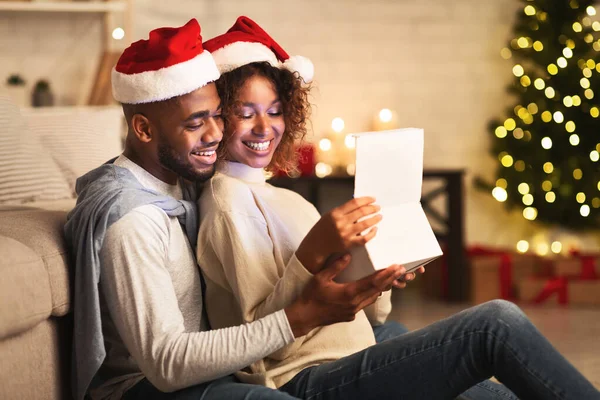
top-left (202, 117), bottom-right (223, 144)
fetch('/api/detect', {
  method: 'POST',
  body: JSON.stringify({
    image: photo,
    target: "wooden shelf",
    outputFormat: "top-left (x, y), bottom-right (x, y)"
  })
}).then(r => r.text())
top-left (0, 1), bottom-right (126, 13)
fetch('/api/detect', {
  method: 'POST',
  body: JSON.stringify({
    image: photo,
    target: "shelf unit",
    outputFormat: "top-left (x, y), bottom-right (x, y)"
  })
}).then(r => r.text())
top-left (2, 0), bottom-right (134, 104)
top-left (0, 1), bottom-right (127, 13)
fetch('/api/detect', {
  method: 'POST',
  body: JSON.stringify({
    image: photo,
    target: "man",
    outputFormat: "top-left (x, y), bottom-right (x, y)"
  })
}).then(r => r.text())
top-left (65, 19), bottom-right (405, 400)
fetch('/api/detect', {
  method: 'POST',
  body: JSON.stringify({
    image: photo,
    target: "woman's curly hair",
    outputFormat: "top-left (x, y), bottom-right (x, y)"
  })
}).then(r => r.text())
top-left (215, 62), bottom-right (311, 174)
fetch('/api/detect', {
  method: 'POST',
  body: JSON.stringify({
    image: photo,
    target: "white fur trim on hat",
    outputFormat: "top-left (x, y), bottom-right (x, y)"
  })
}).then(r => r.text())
top-left (283, 55), bottom-right (314, 83)
top-left (211, 41), bottom-right (279, 74)
top-left (111, 50), bottom-right (220, 104)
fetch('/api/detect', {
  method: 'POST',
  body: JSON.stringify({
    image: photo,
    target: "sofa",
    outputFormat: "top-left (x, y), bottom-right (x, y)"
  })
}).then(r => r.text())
top-left (0, 95), bottom-right (124, 399)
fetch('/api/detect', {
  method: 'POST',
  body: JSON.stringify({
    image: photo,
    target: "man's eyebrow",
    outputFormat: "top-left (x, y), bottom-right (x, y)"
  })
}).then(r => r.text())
top-left (184, 104), bottom-right (221, 121)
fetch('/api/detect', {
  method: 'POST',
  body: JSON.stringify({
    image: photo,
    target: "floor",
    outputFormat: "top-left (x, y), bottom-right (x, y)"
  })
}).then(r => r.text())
top-left (388, 289), bottom-right (600, 390)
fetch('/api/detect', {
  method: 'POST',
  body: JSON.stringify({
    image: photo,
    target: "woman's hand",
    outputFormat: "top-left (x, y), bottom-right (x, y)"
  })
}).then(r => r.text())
top-left (296, 197), bottom-right (381, 274)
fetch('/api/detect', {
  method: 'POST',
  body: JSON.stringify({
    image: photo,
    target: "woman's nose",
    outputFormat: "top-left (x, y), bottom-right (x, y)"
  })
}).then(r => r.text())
top-left (252, 114), bottom-right (270, 136)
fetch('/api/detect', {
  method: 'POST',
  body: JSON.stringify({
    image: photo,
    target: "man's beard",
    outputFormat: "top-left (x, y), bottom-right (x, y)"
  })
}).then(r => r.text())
top-left (157, 140), bottom-right (215, 183)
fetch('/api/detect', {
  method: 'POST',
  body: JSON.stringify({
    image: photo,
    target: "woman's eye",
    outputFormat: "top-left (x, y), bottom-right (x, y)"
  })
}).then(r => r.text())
top-left (269, 111), bottom-right (283, 117)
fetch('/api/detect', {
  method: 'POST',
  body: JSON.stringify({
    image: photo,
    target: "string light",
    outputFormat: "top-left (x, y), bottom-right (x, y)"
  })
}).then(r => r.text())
top-left (112, 28), bottom-right (125, 40)
top-left (537, 11), bottom-right (547, 21)
top-left (570, 134), bottom-right (580, 145)
top-left (541, 137), bottom-right (552, 149)
top-left (542, 180), bottom-right (553, 191)
top-left (379, 109), bottom-right (392, 123)
top-left (573, 22), bottom-right (583, 32)
top-left (501, 48), bottom-right (512, 59)
top-left (580, 204), bottom-right (591, 217)
top-left (551, 241), bottom-right (563, 254)
top-left (516, 240), bottom-right (529, 253)
top-left (496, 178), bottom-right (508, 188)
top-left (504, 118), bottom-right (516, 130)
top-left (346, 164), bottom-right (355, 176)
top-left (535, 242), bottom-right (549, 256)
top-left (495, 127), bottom-right (508, 138)
top-left (543, 162), bottom-right (554, 173)
top-left (512, 65), bottom-right (524, 77)
top-left (520, 76), bottom-right (531, 87)
top-left (576, 192), bottom-right (586, 203)
top-left (587, 5), bottom-right (597, 15)
top-left (563, 48), bottom-right (574, 58)
top-left (590, 107), bottom-right (599, 117)
top-left (565, 121), bottom-right (576, 132)
top-left (557, 57), bottom-right (568, 68)
top-left (572, 95), bottom-right (582, 106)
top-left (533, 41), bottom-right (544, 51)
top-left (545, 87), bottom-right (555, 98)
top-left (513, 128), bottom-right (525, 139)
top-left (518, 182), bottom-right (530, 194)
top-left (581, 77), bottom-right (591, 88)
top-left (585, 33), bottom-right (595, 43)
top-left (523, 207), bottom-right (538, 220)
top-left (534, 79), bottom-right (545, 90)
top-left (315, 162), bottom-right (332, 178)
top-left (573, 168), bottom-right (583, 179)
top-left (593, 197), bottom-right (600, 208)
top-left (587, 59), bottom-right (596, 69)
top-left (527, 103), bottom-right (538, 114)
top-left (541, 111), bottom-right (552, 122)
top-left (590, 150), bottom-right (599, 161)
top-left (331, 117), bottom-right (345, 133)
top-left (553, 111), bottom-right (564, 123)
top-left (492, 187), bottom-right (508, 202)
top-left (344, 135), bottom-right (355, 149)
top-left (547, 64), bottom-right (559, 75)
top-left (583, 68), bottom-right (593, 78)
top-left (319, 138), bottom-right (332, 151)
top-left (515, 160), bottom-right (526, 171)
top-left (593, 21), bottom-right (600, 31)
top-left (523, 194), bottom-right (534, 205)
top-left (563, 96), bottom-right (574, 107)
top-left (585, 89), bottom-right (594, 99)
top-left (501, 155), bottom-right (514, 167)
top-left (524, 5), bottom-right (536, 15)
top-left (517, 37), bottom-right (530, 48)
top-left (546, 192), bottom-right (556, 202)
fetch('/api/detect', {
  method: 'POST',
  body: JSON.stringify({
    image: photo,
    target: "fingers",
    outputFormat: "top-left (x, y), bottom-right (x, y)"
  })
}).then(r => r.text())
top-left (345, 204), bottom-right (380, 224)
top-left (319, 254), bottom-right (351, 281)
top-left (346, 214), bottom-right (382, 237)
top-left (336, 197), bottom-right (376, 215)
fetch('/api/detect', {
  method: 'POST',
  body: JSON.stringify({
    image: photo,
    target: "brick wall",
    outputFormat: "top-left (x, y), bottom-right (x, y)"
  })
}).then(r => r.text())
top-left (2, 0), bottom-right (597, 250)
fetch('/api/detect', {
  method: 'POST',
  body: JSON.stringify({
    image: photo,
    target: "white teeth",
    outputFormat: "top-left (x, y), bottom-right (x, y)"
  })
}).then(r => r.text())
top-left (193, 150), bottom-right (215, 156)
top-left (245, 141), bottom-right (271, 151)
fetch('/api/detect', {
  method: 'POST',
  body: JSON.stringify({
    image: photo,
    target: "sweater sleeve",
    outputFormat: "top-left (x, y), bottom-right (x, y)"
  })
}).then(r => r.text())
top-left (200, 211), bottom-right (314, 359)
top-left (363, 290), bottom-right (392, 326)
top-left (99, 206), bottom-right (295, 392)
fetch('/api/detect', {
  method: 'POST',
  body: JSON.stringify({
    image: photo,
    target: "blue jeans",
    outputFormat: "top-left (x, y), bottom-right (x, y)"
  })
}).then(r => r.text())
top-left (280, 300), bottom-right (600, 400)
top-left (123, 374), bottom-right (300, 399)
top-left (374, 320), bottom-right (518, 400)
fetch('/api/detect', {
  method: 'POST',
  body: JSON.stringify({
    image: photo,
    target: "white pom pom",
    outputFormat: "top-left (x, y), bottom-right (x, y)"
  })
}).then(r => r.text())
top-left (283, 55), bottom-right (314, 83)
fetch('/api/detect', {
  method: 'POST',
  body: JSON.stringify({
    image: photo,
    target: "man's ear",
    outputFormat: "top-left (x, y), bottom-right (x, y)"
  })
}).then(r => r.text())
top-left (131, 114), bottom-right (153, 143)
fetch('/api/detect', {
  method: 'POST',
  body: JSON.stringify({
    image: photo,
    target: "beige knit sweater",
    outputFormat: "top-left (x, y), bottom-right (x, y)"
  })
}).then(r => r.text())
top-left (197, 161), bottom-right (390, 388)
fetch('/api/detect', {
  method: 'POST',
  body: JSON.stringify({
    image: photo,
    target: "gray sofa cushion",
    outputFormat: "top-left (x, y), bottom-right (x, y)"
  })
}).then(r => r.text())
top-left (0, 210), bottom-right (72, 323)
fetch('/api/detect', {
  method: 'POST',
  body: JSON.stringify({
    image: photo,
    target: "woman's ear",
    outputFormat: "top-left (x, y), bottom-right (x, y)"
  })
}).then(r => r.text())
top-left (131, 113), bottom-right (153, 143)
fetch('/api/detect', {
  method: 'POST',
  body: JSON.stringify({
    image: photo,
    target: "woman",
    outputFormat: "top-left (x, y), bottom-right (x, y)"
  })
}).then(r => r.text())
top-left (197, 16), bottom-right (600, 400)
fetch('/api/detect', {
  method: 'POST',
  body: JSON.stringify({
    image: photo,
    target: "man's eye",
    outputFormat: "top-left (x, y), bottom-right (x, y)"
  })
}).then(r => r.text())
top-left (187, 123), bottom-right (203, 131)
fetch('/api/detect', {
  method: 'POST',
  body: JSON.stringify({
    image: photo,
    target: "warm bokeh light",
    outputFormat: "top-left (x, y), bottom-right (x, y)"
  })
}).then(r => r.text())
top-left (590, 150), bottom-right (600, 162)
top-left (580, 204), bottom-right (591, 217)
top-left (542, 180), bottom-right (552, 191)
top-left (112, 27), bottom-right (125, 40)
top-left (573, 168), bottom-right (583, 180)
top-left (319, 138), bottom-right (332, 151)
top-left (546, 192), bottom-right (556, 203)
top-left (551, 241), bottom-right (563, 254)
top-left (495, 127), bottom-right (508, 138)
top-left (512, 64), bottom-right (524, 77)
top-left (565, 121), bottom-right (576, 132)
top-left (344, 134), bottom-right (355, 149)
top-left (518, 182), bottom-right (530, 194)
top-left (523, 207), bottom-right (537, 221)
top-left (504, 118), bottom-right (516, 130)
top-left (492, 187), bottom-right (508, 202)
top-left (331, 117), bottom-right (345, 133)
top-left (545, 87), bottom-right (555, 98)
top-left (576, 192), bottom-right (586, 203)
top-left (535, 242), bottom-right (549, 256)
top-left (522, 194), bottom-right (534, 205)
top-left (315, 162), bottom-right (332, 178)
top-left (541, 137), bottom-right (552, 149)
top-left (501, 155), bottom-right (514, 167)
top-left (543, 162), bottom-right (554, 173)
top-left (516, 240), bottom-right (529, 253)
top-left (379, 108), bottom-right (392, 123)
top-left (496, 178), bottom-right (508, 188)
top-left (553, 111), bottom-right (564, 123)
top-left (569, 134), bottom-right (580, 146)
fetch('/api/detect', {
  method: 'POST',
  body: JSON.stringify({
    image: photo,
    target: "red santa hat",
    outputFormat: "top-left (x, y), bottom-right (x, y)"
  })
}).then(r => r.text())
top-left (112, 18), bottom-right (220, 104)
top-left (203, 16), bottom-right (314, 83)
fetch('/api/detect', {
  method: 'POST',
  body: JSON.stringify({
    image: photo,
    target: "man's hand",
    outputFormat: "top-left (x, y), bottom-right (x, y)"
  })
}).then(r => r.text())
top-left (296, 197), bottom-right (382, 274)
top-left (284, 254), bottom-right (405, 338)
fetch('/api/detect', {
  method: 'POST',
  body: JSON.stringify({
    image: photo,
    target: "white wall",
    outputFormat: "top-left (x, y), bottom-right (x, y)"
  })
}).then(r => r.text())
top-left (2, 0), bottom-right (598, 251)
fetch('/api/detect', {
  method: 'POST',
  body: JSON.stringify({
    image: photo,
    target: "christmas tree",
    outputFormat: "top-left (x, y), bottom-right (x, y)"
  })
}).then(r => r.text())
top-left (484, 0), bottom-right (600, 230)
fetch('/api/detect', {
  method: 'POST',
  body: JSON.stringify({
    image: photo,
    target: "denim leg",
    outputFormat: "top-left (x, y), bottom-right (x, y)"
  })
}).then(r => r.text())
top-left (373, 318), bottom-right (518, 400)
top-left (124, 375), bottom-right (301, 400)
top-left (372, 320), bottom-right (409, 342)
top-left (281, 300), bottom-right (599, 400)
